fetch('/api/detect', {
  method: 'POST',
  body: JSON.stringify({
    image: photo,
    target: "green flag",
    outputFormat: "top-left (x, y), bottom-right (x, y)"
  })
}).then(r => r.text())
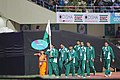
top-left (43, 20), bottom-right (51, 45)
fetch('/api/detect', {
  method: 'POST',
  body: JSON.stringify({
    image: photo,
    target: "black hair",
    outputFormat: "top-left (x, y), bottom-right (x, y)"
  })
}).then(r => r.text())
top-left (105, 41), bottom-right (108, 44)
top-left (69, 45), bottom-right (73, 47)
top-left (77, 40), bottom-right (80, 42)
top-left (118, 27), bottom-right (120, 30)
top-left (87, 42), bottom-right (90, 44)
top-left (60, 43), bottom-right (63, 45)
top-left (36, 26), bottom-right (40, 29)
top-left (52, 44), bottom-right (55, 47)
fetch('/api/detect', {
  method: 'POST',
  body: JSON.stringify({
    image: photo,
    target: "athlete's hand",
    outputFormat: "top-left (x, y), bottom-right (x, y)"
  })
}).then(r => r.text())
top-left (112, 59), bottom-right (115, 63)
top-left (50, 54), bottom-right (53, 57)
top-left (87, 60), bottom-right (89, 63)
top-left (92, 59), bottom-right (94, 62)
top-left (100, 58), bottom-right (102, 62)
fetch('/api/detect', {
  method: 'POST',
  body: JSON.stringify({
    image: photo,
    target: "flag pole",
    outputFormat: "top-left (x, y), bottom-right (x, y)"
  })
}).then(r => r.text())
top-left (48, 20), bottom-right (52, 49)
top-left (46, 20), bottom-right (52, 75)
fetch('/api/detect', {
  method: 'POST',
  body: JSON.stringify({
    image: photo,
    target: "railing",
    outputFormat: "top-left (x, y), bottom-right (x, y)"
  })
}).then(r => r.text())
top-left (56, 6), bottom-right (120, 13)
top-left (28, 0), bottom-right (120, 13)
top-left (28, 0), bottom-right (56, 12)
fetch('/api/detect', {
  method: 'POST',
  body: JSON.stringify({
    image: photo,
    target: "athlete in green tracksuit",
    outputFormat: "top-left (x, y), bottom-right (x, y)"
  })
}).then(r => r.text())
top-left (100, 42), bottom-right (115, 77)
top-left (59, 44), bottom-right (69, 76)
top-left (86, 42), bottom-right (96, 77)
top-left (65, 45), bottom-right (76, 77)
top-left (45, 45), bottom-right (59, 77)
top-left (79, 42), bottom-right (86, 78)
top-left (74, 40), bottom-right (81, 77)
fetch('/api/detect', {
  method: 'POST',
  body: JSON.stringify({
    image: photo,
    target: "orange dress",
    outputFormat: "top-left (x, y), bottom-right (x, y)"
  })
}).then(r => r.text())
top-left (38, 54), bottom-right (47, 76)
top-left (34, 52), bottom-right (47, 76)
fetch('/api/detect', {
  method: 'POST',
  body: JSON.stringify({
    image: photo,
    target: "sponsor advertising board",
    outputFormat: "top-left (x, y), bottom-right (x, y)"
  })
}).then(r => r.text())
top-left (56, 12), bottom-right (110, 24)
top-left (110, 13), bottom-right (120, 24)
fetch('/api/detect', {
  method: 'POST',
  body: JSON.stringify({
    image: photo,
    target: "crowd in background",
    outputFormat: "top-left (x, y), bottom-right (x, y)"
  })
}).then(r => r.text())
top-left (29, 0), bottom-right (120, 12)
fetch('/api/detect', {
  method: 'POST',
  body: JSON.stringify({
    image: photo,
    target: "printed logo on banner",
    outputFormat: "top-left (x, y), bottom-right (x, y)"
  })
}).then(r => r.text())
top-left (99, 15), bottom-right (109, 22)
top-left (58, 13), bottom-right (74, 22)
top-left (110, 13), bottom-right (120, 24)
top-left (74, 14), bottom-right (83, 22)
top-left (84, 14), bottom-right (98, 22)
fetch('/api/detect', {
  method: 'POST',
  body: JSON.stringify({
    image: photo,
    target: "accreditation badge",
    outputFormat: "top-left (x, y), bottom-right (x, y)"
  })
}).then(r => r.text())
top-left (73, 58), bottom-right (75, 63)
top-left (53, 58), bottom-right (57, 63)
top-left (80, 53), bottom-right (82, 56)
top-left (62, 53), bottom-right (64, 57)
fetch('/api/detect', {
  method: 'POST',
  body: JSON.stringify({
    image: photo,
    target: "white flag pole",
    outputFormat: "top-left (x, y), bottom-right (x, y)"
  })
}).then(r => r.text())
top-left (48, 20), bottom-right (52, 50)
top-left (46, 20), bottom-right (52, 74)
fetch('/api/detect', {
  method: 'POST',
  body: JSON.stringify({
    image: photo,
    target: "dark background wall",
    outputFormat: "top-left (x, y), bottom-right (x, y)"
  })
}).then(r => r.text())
top-left (0, 32), bottom-right (25, 75)
top-left (0, 30), bottom-right (120, 75)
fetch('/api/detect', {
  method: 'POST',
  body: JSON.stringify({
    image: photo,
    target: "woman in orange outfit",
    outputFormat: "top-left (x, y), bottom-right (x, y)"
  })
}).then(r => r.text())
top-left (34, 51), bottom-right (47, 76)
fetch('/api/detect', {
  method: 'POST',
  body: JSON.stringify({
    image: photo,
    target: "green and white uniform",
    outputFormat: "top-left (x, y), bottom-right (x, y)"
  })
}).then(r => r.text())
top-left (65, 49), bottom-right (76, 77)
top-left (100, 46), bottom-right (115, 76)
top-left (79, 46), bottom-right (86, 77)
top-left (86, 46), bottom-right (96, 76)
top-left (45, 48), bottom-right (59, 76)
top-left (74, 45), bottom-right (81, 75)
top-left (74, 45), bottom-right (81, 66)
top-left (59, 47), bottom-right (68, 76)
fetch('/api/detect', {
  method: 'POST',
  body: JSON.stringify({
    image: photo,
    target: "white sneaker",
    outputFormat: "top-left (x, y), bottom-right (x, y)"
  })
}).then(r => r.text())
top-left (87, 76), bottom-right (90, 77)
top-left (56, 76), bottom-right (59, 78)
top-left (77, 75), bottom-right (81, 77)
top-left (65, 76), bottom-right (68, 78)
top-left (104, 75), bottom-right (108, 77)
top-left (82, 76), bottom-right (86, 78)
top-left (108, 72), bottom-right (112, 77)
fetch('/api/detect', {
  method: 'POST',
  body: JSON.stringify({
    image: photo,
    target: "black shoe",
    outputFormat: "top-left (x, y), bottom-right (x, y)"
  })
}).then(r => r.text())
top-left (93, 71), bottom-right (96, 75)
top-left (86, 74), bottom-right (90, 77)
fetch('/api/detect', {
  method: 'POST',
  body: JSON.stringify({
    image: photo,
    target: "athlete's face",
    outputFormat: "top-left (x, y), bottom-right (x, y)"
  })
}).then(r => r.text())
top-left (81, 42), bottom-right (84, 46)
top-left (87, 42), bottom-right (90, 47)
top-left (69, 46), bottom-right (73, 50)
top-left (77, 41), bottom-right (80, 45)
top-left (50, 45), bottom-right (54, 49)
top-left (105, 42), bottom-right (109, 47)
top-left (60, 44), bottom-right (64, 48)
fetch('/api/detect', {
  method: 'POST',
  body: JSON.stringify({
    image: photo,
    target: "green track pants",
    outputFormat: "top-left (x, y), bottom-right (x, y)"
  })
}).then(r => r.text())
top-left (103, 59), bottom-right (111, 75)
top-left (65, 62), bottom-right (75, 76)
top-left (86, 60), bottom-right (96, 76)
top-left (59, 60), bottom-right (64, 76)
top-left (77, 60), bottom-right (86, 77)
top-left (48, 62), bottom-right (59, 76)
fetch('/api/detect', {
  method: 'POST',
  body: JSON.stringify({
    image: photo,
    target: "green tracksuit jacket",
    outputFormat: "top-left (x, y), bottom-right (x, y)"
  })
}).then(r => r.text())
top-left (100, 46), bottom-right (115, 75)
top-left (74, 45), bottom-right (81, 66)
top-left (59, 47), bottom-right (68, 76)
top-left (65, 49), bottom-right (76, 76)
top-left (79, 46), bottom-right (86, 77)
top-left (86, 46), bottom-right (96, 76)
top-left (45, 48), bottom-right (59, 76)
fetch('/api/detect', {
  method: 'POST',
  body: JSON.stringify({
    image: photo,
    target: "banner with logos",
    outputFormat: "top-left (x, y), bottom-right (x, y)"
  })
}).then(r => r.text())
top-left (56, 12), bottom-right (110, 24)
top-left (110, 13), bottom-right (120, 24)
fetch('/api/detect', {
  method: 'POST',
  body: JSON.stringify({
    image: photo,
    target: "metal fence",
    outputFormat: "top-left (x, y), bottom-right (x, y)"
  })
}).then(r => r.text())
top-left (28, 0), bottom-right (56, 12)
top-left (28, 0), bottom-right (120, 13)
top-left (56, 6), bottom-right (120, 13)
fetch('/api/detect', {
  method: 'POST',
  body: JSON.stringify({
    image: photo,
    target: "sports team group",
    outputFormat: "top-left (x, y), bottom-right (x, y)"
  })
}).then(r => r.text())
top-left (34, 41), bottom-right (115, 78)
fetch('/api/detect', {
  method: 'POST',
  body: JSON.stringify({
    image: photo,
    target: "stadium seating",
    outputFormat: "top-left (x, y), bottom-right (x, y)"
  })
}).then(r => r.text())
top-left (28, 0), bottom-right (120, 12)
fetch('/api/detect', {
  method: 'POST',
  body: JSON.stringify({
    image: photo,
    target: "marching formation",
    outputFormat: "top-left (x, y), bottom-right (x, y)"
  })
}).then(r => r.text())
top-left (34, 41), bottom-right (115, 78)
